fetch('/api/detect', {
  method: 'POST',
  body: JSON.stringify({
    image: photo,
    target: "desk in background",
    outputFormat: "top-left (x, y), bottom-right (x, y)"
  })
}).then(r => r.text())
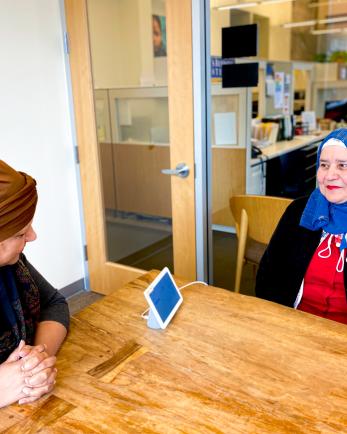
top-left (249, 132), bottom-right (328, 197)
top-left (1, 270), bottom-right (346, 432)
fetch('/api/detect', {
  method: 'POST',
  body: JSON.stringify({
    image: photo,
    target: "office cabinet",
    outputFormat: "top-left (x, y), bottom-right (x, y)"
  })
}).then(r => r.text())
top-left (266, 142), bottom-right (319, 198)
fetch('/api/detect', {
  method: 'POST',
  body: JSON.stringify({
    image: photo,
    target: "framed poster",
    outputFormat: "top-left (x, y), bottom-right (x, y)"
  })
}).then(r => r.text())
top-left (152, 14), bottom-right (167, 57)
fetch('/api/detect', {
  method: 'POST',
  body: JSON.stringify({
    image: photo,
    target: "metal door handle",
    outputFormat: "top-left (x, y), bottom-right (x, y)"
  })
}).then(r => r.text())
top-left (161, 163), bottom-right (190, 178)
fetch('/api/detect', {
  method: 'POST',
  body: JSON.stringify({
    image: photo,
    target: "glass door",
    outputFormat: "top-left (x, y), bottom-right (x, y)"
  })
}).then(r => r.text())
top-left (65, 0), bottom-right (198, 293)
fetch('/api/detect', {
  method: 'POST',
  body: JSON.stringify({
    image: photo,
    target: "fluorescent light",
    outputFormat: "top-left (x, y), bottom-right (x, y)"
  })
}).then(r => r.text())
top-left (218, 2), bottom-right (258, 10)
top-left (311, 28), bottom-right (342, 35)
top-left (262, 0), bottom-right (294, 4)
top-left (217, 0), bottom-right (294, 10)
top-left (319, 16), bottom-right (347, 25)
top-left (283, 16), bottom-right (347, 29)
top-left (283, 20), bottom-right (316, 28)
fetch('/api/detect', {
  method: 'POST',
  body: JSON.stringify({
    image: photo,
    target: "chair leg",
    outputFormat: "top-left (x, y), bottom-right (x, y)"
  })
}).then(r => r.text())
top-left (234, 209), bottom-right (248, 293)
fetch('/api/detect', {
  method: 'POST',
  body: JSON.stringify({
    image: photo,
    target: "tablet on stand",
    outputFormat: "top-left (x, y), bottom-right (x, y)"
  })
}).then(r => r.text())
top-left (144, 267), bottom-right (183, 329)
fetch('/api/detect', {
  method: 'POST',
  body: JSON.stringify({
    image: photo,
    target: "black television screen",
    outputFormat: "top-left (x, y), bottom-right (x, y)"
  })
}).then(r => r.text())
top-left (222, 24), bottom-right (258, 59)
top-left (222, 62), bottom-right (259, 88)
top-left (324, 99), bottom-right (347, 122)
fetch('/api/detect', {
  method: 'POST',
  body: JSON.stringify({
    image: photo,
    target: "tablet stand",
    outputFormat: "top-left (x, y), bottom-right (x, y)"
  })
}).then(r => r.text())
top-left (147, 309), bottom-right (161, 329)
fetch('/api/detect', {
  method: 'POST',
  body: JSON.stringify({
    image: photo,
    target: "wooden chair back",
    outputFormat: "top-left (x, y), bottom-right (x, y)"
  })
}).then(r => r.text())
top-left (230, 195), bottom-right (293, 244)
top-left (230, 195), bottom-right (292, 292)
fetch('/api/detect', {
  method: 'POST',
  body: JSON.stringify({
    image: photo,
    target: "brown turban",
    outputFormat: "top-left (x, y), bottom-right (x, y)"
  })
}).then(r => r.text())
top-left (0, 160), bottom-right (38, 242)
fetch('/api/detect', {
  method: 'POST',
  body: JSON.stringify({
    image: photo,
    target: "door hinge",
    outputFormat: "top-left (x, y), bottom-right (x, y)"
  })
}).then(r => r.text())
top-left (74, 146), bottom-right (80, 164)
top-left (83, 245), bottom-right (88, 262)
top-left (64, 31), bottom-right (70, 55)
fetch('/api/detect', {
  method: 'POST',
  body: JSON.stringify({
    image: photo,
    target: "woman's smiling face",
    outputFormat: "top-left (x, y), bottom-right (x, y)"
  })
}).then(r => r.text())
top-left (317, 145), bottom-right (347, 204)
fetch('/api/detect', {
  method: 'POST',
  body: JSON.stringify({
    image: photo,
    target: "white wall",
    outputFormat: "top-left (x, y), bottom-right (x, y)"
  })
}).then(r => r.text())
top-left (0, 0), bottom-right (85, 289)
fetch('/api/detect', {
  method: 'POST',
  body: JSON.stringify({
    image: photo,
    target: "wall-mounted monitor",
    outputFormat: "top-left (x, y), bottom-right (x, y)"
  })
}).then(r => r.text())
top-left (222, 24), bottom-right (258, 59)
top-left (222, 63), bottom-right (259, 88)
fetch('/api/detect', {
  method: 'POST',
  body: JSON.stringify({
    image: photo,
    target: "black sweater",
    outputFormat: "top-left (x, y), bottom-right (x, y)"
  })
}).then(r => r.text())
top-left (255, 197), bottom-right (347, 307)
top-left (22, 255), bottom-right (70, 330)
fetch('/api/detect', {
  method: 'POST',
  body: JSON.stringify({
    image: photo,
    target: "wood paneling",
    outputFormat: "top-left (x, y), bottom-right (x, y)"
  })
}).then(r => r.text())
top-left (114, 144), bottom-right (171, 217)
top-left (99, 142), bottom-right (117, 210)
top-left (166, 0), bottom-right (196, 280)
top-left (212, 148), bottom-right (246, 226)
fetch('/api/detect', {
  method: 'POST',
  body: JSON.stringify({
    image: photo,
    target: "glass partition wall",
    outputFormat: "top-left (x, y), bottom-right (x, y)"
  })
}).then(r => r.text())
top-left (88, 0), bottom-right (174, 271)
top-left (210, 0), bottom-right (347, 292)
top-left (87, 0), bottom-right (347, 289)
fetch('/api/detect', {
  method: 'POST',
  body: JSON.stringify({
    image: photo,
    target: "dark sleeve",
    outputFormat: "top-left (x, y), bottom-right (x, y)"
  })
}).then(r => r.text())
top-left (22, 256), bottom-right (70, 330)
top-left (255, 197), bottom-right (319, 307)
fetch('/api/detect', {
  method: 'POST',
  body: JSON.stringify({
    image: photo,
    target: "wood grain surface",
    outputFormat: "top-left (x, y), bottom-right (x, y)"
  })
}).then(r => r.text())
top-left (1, 271), bottom-right (347, 433)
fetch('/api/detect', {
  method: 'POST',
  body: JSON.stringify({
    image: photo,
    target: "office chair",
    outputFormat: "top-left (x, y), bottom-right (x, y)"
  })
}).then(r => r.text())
top-left (230, 195), bottom-right (293, 293)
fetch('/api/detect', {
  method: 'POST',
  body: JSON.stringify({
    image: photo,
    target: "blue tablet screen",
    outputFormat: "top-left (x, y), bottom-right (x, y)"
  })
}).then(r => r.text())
top-left (149, 273), bottom-right (180, 322)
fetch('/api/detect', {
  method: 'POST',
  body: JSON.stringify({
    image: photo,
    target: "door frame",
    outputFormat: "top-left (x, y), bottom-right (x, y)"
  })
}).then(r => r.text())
top-left (64, 0), bottom-right (205, 293)
top-left (192, 0), bottom-right (210, 282)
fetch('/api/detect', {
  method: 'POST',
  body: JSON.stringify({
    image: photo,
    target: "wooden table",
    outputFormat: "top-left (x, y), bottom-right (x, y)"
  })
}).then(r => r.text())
top-left (1, 271), bottom-right (347, 433)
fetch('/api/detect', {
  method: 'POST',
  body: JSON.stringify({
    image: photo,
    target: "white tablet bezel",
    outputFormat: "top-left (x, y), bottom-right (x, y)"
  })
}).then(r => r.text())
top-left (144, 267), bottom-right (183, 329)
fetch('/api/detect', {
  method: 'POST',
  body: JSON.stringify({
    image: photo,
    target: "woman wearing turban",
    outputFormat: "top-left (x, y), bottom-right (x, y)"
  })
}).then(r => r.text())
top-left (256, 128), bottom-right (347, 324)
top-left (0, 160), bottom-right (69, 407)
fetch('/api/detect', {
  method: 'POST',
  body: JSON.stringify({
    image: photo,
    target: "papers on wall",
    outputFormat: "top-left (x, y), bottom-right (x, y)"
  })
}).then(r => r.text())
top-left (283, 74), bottom-right (291, 114)
top-left (274, 72), bottom-right (284, 109)
top-left (302, 111), bottom-right (317, 132)
top-left (214, 112), bottom-right (237, 146)
top-left (266, 77), bottom-right (275, 97)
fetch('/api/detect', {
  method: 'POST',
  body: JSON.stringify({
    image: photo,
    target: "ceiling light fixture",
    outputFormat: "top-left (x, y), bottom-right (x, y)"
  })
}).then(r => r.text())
top-left (283, 16), bottom-right (347, 29)
top-left (218, 2), bottom-right (258, 10)
top-left (311, 28), bottom-right (342, 35)
top-left (318, 16), bottom-right (347, 25)
top-left (262, 0), bottom-right (294, 4)
top-left (217, 0), bottom-right (294, 10)
top-left (283, 20), bottom-right (316, 28)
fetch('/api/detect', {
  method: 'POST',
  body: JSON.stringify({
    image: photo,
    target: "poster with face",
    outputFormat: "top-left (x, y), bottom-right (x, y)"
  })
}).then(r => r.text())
top-left (152, 14), bottom-right (167, 57)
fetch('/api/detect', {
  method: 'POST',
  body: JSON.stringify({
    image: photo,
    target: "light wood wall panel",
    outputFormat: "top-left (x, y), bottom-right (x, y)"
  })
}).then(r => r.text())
top-left (166, 0), bottom-right (196, 279)
top-left (113, 144), bottom-right (172, 217)
top-left (212, 148), bottom-right (246, 227)
top-left (99, 142), bottom-right (117, 210)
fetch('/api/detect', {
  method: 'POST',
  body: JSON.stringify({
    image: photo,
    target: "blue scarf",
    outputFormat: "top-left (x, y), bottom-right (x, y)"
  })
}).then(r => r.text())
top-left (0, 257), bottom-right (40, 363)
top-left (300, 128), bottom-right (347, 251)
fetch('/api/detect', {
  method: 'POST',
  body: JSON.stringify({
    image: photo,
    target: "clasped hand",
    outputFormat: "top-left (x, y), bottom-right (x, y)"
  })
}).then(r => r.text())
top-left (0, 340), bottom-right (57, 408)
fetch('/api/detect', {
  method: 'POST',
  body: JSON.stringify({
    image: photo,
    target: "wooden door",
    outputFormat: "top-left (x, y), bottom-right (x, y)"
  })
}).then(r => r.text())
top-left (64, 0), bottom-right (197, 294)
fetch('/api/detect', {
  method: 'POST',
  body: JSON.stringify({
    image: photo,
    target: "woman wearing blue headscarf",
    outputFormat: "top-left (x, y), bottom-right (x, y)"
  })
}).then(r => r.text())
top-left (256, 128), bottom-right (347, 324)
top-left (0, 160), bottom-right (69, 407)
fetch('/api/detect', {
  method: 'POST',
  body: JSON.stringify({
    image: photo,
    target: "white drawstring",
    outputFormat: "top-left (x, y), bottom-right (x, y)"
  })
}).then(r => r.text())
top-left (337, 249), bottom-right (345, 273)
top-left (318, 234), bottom-right (333, 258)
top-left (318, 233), bottom-right (345, 272)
